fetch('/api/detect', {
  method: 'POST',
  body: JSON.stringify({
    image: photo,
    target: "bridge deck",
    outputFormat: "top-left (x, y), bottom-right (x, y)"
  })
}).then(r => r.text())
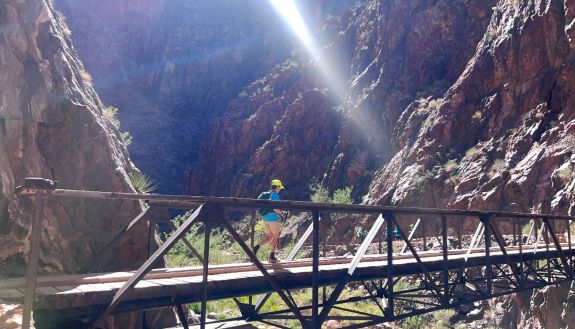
top-left (1, 244), bottom-right (572, 318)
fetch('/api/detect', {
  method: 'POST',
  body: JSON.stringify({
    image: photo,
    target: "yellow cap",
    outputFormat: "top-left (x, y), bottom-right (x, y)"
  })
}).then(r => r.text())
top-left (271, 179), bottom-right (284, 190)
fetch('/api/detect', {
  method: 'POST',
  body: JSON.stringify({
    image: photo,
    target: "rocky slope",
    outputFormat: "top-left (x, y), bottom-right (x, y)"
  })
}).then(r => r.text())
top-left (0, 0), bottom-right (164, 327)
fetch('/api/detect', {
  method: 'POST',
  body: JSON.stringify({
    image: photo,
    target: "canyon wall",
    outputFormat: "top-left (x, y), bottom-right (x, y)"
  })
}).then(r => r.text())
top-left (0, 0), bottom-right (164, 327)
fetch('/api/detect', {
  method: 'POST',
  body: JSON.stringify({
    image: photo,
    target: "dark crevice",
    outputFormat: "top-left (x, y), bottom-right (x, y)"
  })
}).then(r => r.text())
top-left (531, 78), bottom-right (561, 143)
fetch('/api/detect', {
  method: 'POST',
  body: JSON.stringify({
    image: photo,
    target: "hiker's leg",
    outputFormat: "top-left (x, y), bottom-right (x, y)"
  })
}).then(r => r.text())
top-left (268, 221), bottom-right (282, 252)
top-left (259, 222), bottom-right (273, 246)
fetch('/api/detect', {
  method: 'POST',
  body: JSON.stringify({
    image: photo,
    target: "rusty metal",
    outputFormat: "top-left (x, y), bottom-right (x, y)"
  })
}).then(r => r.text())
top-left (201, 221), bottom-right (211, 329)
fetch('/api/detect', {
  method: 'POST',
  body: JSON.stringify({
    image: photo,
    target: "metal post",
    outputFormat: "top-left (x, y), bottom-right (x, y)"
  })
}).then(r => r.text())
top-left (201, 223), bottom-right (212, 329)
top-left (542, 219), bottom-right (551, 282)
top-left (569, 220), bottom-right (572, 268)
top-left (22, 192), bottom-right (46, 329)
top-left (513, 217), bottom-right (517, 246)
top-left (441, 215), bottom-right (449, 305)
top-left (142, 217), bottom-right (156, 329)
top-left (249, 212), bottom-right (255, 306)
top-left (386, 214), bottom-right (394, 318)
top-left (312, 211), bottom-right (320, 329)
top-left (457, 219), bottom-right (462, 250)
top-left (481, 215), bottom-right (492, 295)
top-left (422, 219), bottom-right (427, 251)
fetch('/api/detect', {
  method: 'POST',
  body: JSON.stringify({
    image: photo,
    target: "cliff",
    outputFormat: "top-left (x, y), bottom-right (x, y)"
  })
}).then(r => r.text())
top-left (0, 0), bottom-right (162, 327)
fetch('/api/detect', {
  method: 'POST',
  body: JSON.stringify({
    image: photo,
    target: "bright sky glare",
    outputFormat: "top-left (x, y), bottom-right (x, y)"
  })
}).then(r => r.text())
top-left (267, 0), bottom-right (387, 154)
top-left (268, 0), bottom-right (314, 48)
top-left (267, 0), bottom-right (346, 98)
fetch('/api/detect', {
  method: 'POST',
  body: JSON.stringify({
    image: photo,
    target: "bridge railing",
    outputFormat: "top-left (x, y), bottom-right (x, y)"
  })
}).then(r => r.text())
top-left (15, 177), bottom-right (575, 329)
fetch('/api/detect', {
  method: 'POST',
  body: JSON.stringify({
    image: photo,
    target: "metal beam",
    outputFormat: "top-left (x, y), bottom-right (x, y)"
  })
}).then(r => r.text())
top-left (392, 216), bottom-right (444, 302)
top-left (254, 214), bottom-right (320, 312)
top-left (165, 219), bottom-right (205, 265)
top-left (386, 214), bottom-right (394, 318)
top-left (312, 211), bottom-right (320, 329)
top-left (19, 180), bottom-right (575, 220)
top-left (200, 222), bottom-right (211, 329)
top-left (441, 215), bottom-right (449, 305)
top-left (22, 192), bottom-right (46, 329)
top-left (543, 217), bottom-right (574, 278)
top-left (487, 220), bottom-right (521, 286)
top-left (80, 206), bottom-right (153, 273)
top-left (87, 204), bottom-right (206, 329)
top-left (400, 218), bottom-right (420, 254)
top-left (481, 215), bottom-right (493, 295)
top-left (173, 298), bottom-right (189, 329)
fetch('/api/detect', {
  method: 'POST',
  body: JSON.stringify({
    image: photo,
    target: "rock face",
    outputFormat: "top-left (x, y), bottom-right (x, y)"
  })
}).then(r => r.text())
top-left (363, 0), bottom-right (575, 328)
top-left (185, 0), bottom-right (496, 200)
top-left (0, 0), bottom-right (162, 327)
top-left (54, 0), bottom-right (294, 193)
top-left (186, 0), bottom-right (575, 327)
top-left (54, 0), bottom-right (360, 193)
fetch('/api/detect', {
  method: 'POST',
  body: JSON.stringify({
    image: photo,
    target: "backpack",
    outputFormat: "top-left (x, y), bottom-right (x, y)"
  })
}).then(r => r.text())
top-left (257, 191), bottom-right (273, 216)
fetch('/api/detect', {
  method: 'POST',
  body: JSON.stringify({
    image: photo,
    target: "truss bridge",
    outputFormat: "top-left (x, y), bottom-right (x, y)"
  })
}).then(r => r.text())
top-left (7, 178), bottom-right (575, 329)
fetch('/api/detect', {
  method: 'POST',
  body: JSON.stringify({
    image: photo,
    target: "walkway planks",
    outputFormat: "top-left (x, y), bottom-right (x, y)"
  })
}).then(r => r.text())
top-left (2, 244), bottom-right (573, 321)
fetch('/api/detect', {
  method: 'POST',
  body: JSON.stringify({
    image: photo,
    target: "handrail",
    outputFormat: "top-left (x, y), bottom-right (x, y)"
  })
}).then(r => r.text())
top-left (16, 178), bottom-right (575, 220)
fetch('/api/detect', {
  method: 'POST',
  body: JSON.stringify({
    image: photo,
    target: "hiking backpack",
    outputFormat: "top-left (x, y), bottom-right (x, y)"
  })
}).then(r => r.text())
top-left (257, 190), bottom-right (273, 216)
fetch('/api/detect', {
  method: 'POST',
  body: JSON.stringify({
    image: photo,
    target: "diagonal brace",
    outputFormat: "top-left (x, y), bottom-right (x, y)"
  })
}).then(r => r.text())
top-left (317, 214), bottom-right (385, 324)
top-left (87, 204), bottom-right (206, 329)
top-left (81, 206), bottom-right (153, 272)
top-left (543, 217), bottom-right (574, 278)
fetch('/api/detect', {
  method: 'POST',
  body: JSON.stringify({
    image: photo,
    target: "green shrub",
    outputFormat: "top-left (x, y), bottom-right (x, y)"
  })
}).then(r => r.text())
top-left (129, 172), bottom-right (158, 193)
top-left (121, 131), bottom-right (133, 146)
top-left (444, 159), bottom-right (458, 173)
top-left (103, 106), bottom-right (133, 146)
top-left (464, 146), bottom-right (479, 158)
top-left (309, 181), bottom-right (330, 203)
top-left (332, 186), bottom-right (353, 205)
top-left (309, 180), bottom-right (353, 204)
top-left (103, 106), bottom-right (120, 128)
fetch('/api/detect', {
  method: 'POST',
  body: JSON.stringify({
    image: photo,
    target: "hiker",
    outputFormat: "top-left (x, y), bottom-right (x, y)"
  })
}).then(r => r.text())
top-left (394, 225), bottom-right (401, 240)
top-left (356, 227), bottom-right (367, 243)
top-left (254, 179), bottom-right (289, 262)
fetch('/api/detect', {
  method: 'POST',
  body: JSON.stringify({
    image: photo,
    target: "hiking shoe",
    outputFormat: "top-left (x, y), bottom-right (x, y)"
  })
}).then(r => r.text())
top-left (253, 245), bottom-right (260, 255)
top-left (269, 252), bottom-right (278, 263)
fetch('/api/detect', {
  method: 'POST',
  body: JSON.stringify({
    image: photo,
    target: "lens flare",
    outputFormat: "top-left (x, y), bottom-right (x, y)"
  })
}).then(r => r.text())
top-left (267, 0), bottom-right (346, 99)
top-left (267, 0), bottom-right (387, 155)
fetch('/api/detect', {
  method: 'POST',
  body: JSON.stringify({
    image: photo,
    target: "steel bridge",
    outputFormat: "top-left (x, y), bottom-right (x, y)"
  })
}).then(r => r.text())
top-left (7, 178), bottom-right (575, 329)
